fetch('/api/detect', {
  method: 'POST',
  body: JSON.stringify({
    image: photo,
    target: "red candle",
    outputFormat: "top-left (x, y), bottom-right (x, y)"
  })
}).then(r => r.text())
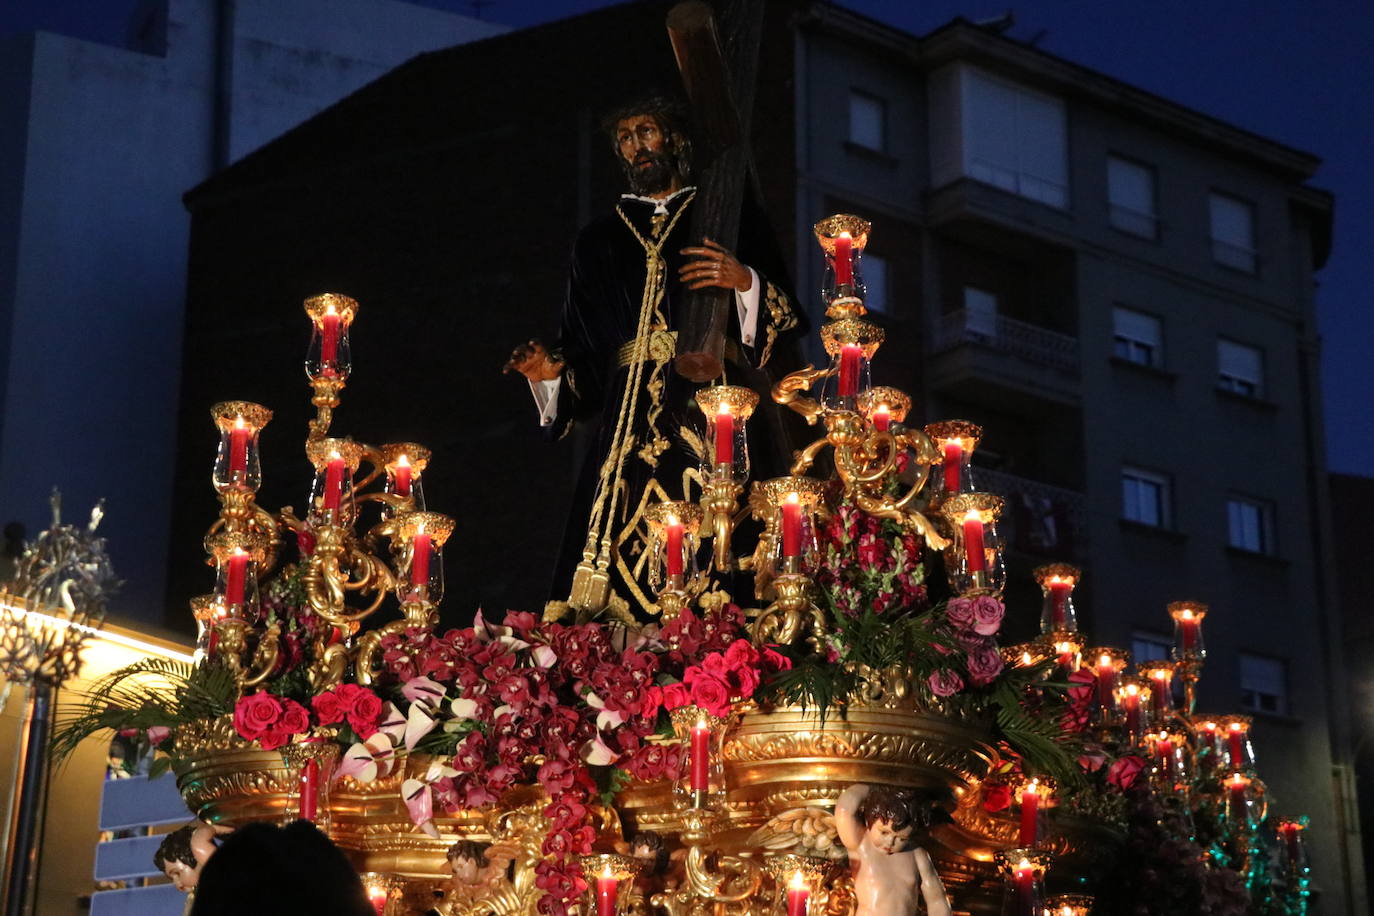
top-left (367, 884), bottom-right (388, 916)
top-left (1017, 781), bottom-right (1040, 846)
top-left (1156, 735), bottom-right (1175, 773)
top-left (410, 530), bottom-right (432, 587)
top-left (299, 757), bottom-right (319, 821)
top-left (1055, 641), bottom-right (1078, 673)
top-left (665, 515), bottom-right (684, 578)
top-left (1278, 822), bottom-right (1302, 862)
top-left (323, 453), bottom-right (345, 512)
top-left (689, 718), bottom-right (710, 794)
top-left (1178, 611), bottom-right (1199, 652)
top-left (781, 494), bottom-right (802, 558)
top-left (393, 454), bottom-right (412, 497)
top-left (786, 871), bottom-right (810, 916)
top-left (837, 345), bottom-right (861, 397)
top-left (1013, 861), bottom-right (1036, 916)
top-left (833, 232), bottom-right (853, 286)
top-left (1121, 686), bottom-right (1142, 740)
top-left (320, 309), bottom-right (341, 366)
top-left (224, 549), bottom-right (248, 608)
top-left (872, 404), bottom-right (890, 432)
top-left (714, 405), bottom-right (734, 466)
top-left (596, 866), bottom-right (618, 916)
top-left (229, 418), bottom-right (249, 477)
top-left (1095, 654), bottom-right (1116, 711)
top-left (1228, 775), bottom-right (1248, 818)
top-left (1048, 579), bottom-right (1071, 628)
top-left (1228, 724), bottom-right (1245, 767)
top-left (1150, 673), bottom-right (1172, 716)
top-left (962, 509), bottom-right (985, 573)
top-left (942, 439), bottom-right (963, 492)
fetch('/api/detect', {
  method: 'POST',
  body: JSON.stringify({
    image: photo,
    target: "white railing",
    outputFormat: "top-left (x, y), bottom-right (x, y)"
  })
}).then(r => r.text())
top-left (931, 310), bottom-right (1079, 373)
top-left (975, 467), bottom-right (1088, 556)
top-left (90, 774), bottom-right (195, 916)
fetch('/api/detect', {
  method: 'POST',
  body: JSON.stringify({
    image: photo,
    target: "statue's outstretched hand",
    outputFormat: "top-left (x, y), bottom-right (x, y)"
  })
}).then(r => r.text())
top-left (679, 238), bottom-right (753, 292)
top-left (502, 339), bottom-right (564, 382)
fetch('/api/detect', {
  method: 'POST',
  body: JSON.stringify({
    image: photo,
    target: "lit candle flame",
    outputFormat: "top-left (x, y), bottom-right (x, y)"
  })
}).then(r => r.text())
top-left (231, 547), bottom-right (248, 558)
top-left (602, 863), bottom-right (615, 880)
top-left (963, 508), bottom-right (981, 524)
top-left (718, 402), bottom-right (732, 418)
top-left (666, 514), bottom-right (679, 527)
top-left (396, 453), bottom-right (410, 469)
top-left (1125, 683), bottom-right (1139, 697)
top-left (838, 230), bottom-right (851, 241)
top-left (234, 415), bottom-right (246, 430)
top-left (1024, 779), bottom-right (1038, 797)
top-left (789, 870), bottom-right (806, 891)
top-left (1016, 857), bottom-right (1032, 872)
top-left (1098, 653), bottom-right (1112, 668)
top-left (329, 449), bottom-right (341, 461)
top-left (786, 492), bottom-right (799, 506)
top-left (1229, 721), bottom-right (1243, 733)
top-left (1180, 608), bottom-right (1194, 620)
top-left (1204, 720), bottom-right (1217, 731)
top-left (694, 717), bottom-right (707, 732)
top-left (1020, 651), bottom-right (1033, 666)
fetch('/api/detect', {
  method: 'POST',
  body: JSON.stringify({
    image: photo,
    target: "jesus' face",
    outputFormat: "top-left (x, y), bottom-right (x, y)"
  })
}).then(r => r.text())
top-left (867, 818), bottom-right (914, 854)
top-left (615, 114), bottom-right (678, 197)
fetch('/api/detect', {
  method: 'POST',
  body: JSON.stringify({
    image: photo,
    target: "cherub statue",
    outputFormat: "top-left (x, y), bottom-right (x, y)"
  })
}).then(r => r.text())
top-left (432, 840), bottom-right (518, 916)
top-left (625, 831), bottom-right (679, 912)
top-left (153, 822), bottom-right (232, 915)
top-left (835, 785), bottom-right (951, 916)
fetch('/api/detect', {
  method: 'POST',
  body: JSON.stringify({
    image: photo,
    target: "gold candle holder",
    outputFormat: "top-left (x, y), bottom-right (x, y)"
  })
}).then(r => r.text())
top-left (813, 213), bottom-right (872, 318)
top-left (1115, 675), bottom-right (1151, 746)
top-left (1041, 629), bottom-right (1084, 673)
top-left (1084, 647), bottom-right (1130, 728)
top-left (924, 419), bottom-right (982, 502)
top-left (579, 853), bottom-right (643, 916)
top-left (819, 318), bottom-right (883, 410)
top-left (940, 492), bottom-right (1005, 597)
top-left (305, 437), bottom-right (365, 524)
top-left (379, 442), bottom-right (431, 513)
top-left (994, 847), bottom-right (1052, 916)
top-left (304, 292), bottom-right (357, 382)
top-left (669, 705), bottom-right (731, 811)
top-left (1033, 563), bottom-right (1081, 635)
top-left (210, 400), bottom-right (273, 495)
top-left (645, 501), bottom-right (705, 620)
top-left (1216, 713), bottom-right (1256, 773)
top-left (1045, 893), bottom-right (1095, 916)
top-left (857, 386), bottom-right (911, 432)
top-left (393, 511), bottom-right (455, 610)
top-left (1137, 660), bottom-right (1176, 720)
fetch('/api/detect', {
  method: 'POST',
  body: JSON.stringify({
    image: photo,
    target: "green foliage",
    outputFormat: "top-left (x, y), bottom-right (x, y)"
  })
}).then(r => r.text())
top-left (596, 766), bottom-right (633, 807)
top-left (52, 657), bottom-right (238, 764)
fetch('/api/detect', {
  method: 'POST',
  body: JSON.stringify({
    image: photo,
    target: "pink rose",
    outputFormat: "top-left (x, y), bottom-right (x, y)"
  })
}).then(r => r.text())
top-left (311, 691), bottom-right (345, 725)
top-left (945, 598), bottom-right (974, 630)
top-left (966, 645), bottom-right (1004, 686)
top-left (145, 726), bottom-right (171, 747)
top-left (927, 669), bottom-right (965, 697)
top-left (969, 595), bottom-right (1005, 636)
top-left (233, 692), bottom-right (283, 740)
top-left (687, 673), bottom-right (733, 717)
top-left (1107, 755), bottom-right (1146, 789)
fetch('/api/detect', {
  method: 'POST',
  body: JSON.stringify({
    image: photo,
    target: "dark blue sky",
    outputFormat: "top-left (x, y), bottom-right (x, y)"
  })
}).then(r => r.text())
top-left (4, 0), bottom-right (1371, 473)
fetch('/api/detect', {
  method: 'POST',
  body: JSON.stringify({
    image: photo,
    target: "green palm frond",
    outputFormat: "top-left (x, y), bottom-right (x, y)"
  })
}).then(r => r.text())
top-left (52, 657), bottom-right (237, 764)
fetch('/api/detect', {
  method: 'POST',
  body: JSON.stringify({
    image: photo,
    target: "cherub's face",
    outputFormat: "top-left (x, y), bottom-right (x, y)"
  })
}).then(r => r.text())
top-left (631, 842), bottom-right (655, 860)
top-left (163, 860), bottom-right (199, 892)
top-left (867, 818), bottom-right (913, 854)
top-left (450, 855), bottom-right (480, 883)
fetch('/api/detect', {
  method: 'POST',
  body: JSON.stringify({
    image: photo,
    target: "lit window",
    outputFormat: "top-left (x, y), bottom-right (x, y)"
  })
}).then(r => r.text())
top-left (956, 65), bottom-right (1068, 208)
top-left (1227, 496), bottom-right (1275, 555)
top-left (1113, 306), bottom-right (1163, 367)
top-left (849, 91), bottom-right (886, 152)
top-left (1210, 192), bottom-right (1257, 272)
top-left (1107, 156), bottom-right (1158, 238)
top-left (863, 253), bottom-right (888, 313)
top-left (1240, 653), bottom-right (1286, 714)
top-left (1122, 466), bottom-right (1170, 527)
top-left (1217, 339), bottom-right (1264, 398)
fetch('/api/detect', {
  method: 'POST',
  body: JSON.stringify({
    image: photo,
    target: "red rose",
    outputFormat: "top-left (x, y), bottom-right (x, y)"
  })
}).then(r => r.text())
top-left (730, 664), bottom-right (761, 699)
top-left (346, 689), bottom-right (384, 739)
top-left (723, 639), bottom-right (760, 669)
top-left (257, 728), bottom-right (290, 751)
top-left (660, 682), bottom-right (691, 710)
top-left (687, 673), bottom-right (732, 717)
top-left (982, 782), bottom-right (1012, 813)
top-left (1107, 755), bottom-right (1146, 789)
top-left (760, 648), bottom-right (792, 674)
top-left (311, 691), bottom-right (345, 726)
top-left (233, 692), bottom-right (283, 740)
top-left (278, 699), bottom-right (310, 735)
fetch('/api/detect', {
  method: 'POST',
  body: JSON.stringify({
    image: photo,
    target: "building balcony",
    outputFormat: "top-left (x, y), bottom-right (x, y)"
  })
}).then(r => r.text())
top-left (975, 467), bottom-right (1087, 560)
top-left (926, 309), bottom-right (1081, 408)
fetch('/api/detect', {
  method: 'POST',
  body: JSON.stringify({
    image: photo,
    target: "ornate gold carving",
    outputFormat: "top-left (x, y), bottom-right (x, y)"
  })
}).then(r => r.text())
top-left (812, 215), bottom-right (872, 253)
top-left (819, 318), bottom-right (883, 357)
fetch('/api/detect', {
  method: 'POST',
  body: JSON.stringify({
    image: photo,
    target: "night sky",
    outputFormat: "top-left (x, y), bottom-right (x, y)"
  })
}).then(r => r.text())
top-left (3, 0), bottom-right (1371, 474)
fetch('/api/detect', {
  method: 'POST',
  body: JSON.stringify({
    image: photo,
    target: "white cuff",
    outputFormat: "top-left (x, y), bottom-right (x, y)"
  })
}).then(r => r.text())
top-left (734, 267), bottom-right (761, 348)
top-left (529, 378), bottom-right (562, 427)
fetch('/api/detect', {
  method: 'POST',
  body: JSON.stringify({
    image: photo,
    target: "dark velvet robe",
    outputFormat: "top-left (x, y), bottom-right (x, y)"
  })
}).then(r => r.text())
top-left (546, 188), bottom-right (803, 616)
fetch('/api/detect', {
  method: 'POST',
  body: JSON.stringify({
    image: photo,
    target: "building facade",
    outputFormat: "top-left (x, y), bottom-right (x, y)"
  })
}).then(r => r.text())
top-left (168, 1), bottom-right (1359, 909)
top-left (0, 0), bottom-right (503, 626)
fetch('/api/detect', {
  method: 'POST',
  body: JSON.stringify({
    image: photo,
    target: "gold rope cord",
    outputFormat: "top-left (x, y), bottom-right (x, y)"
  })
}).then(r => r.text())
top-left (568, 194), bottom-right (695, 613)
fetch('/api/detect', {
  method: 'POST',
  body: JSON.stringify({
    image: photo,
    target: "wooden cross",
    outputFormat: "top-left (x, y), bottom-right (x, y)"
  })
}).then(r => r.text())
top-left (666, 0), bottom-right (766, 382)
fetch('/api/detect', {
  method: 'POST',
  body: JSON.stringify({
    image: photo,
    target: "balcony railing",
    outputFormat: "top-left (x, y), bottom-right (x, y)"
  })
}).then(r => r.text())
top-left (974, 467), bottom-right (1087, 558)
top-left (931, 310), bottom-right (1079, 373)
